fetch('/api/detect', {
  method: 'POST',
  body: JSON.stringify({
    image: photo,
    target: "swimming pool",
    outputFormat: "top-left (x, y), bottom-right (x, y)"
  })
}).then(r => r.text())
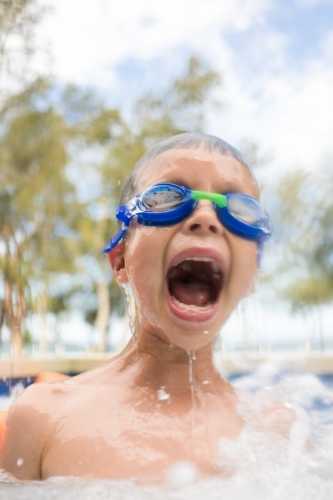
top-left (0, 362), bottom-right (332, 500)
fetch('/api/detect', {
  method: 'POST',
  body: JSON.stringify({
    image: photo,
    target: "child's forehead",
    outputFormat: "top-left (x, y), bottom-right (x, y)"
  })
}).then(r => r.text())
top-left (135, 147), bottom-right (258, 196)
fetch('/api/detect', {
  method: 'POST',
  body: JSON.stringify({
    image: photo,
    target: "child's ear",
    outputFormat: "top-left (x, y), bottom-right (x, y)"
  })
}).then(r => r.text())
top-left (106, 244), bottom-right (128, 284)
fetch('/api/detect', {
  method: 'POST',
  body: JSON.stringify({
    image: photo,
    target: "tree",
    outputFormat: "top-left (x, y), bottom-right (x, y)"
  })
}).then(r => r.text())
top-left (0, 79), bottom-right (81, 355)
top-left (267, 165), bottom-right (333, 349)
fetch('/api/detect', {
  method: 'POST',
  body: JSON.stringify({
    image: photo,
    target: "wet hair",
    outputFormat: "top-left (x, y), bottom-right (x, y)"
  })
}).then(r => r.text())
top-left (120, 132), bottom-right (257, 205)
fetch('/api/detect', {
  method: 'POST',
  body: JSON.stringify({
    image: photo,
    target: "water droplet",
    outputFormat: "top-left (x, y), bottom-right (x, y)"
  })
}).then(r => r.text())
top-left (121, 284), bottom-right (135, 334)
top-left (16, 458), bottom-right (24, 467)
top-left (187, 350), bottom-right (196, 433)
top-left (157, 389), bottom-right (170, 401)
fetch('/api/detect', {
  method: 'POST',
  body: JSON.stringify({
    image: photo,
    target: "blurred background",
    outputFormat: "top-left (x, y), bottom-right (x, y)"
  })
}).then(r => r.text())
top-left (0, 0), bottom-right (333, 359)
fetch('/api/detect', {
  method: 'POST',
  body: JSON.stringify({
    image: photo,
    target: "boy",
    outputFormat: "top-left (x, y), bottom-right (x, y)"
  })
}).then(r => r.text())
top-left (0, 133), bottom-right (290, 481)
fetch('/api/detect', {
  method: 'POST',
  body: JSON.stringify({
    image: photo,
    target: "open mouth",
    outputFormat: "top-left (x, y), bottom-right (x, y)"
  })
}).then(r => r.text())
top-left (166, 256), bottom-right (224, 321)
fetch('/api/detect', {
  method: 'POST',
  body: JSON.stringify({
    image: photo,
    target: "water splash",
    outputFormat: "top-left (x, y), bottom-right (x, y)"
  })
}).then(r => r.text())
top-left (121, 284), bottom-right (135, 335)
top-left (237, 299), bottom-right (249, 355)
top-left (157, 388), bottom-right (170, 401)
top-left (187, 350), bottom-right (197, 433)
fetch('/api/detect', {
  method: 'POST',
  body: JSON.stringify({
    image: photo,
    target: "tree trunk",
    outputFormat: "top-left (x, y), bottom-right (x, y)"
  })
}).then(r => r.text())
top-left (4, 273), bottom-right (24, 357)
top-left (94, 279), bottom-right (110, 352)
top-left (10, 323), bottom-right (23, 357)
top-left (93, 199), bottom-right (111, 352)
top-left (38, 289), bottom-right (48, 354)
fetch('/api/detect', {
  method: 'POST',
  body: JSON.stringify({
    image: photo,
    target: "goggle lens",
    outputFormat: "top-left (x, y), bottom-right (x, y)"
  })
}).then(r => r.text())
top-left (227, 195), bottom-right (266, 227)
top-left (142, 185), bottom-right (186, 212)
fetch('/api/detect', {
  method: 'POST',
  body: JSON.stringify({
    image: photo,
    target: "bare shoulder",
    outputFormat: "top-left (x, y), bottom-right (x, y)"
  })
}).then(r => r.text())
top-left (0, 381), bottom-right (74, 480)
top-left (238, 393), bottom-right (297, 438)
top-left (258, 399), bottom-right (297, 437)
top-left (0, 364), bottom-right (119, 480)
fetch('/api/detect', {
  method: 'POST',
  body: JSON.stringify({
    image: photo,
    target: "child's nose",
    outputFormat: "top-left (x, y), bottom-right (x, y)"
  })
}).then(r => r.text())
top-left (183, 201), bottom-right (224, 236)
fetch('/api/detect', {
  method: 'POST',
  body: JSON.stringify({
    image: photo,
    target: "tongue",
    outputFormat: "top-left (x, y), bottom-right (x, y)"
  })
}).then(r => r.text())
top-left (169, 281), bottom-right (212, 307)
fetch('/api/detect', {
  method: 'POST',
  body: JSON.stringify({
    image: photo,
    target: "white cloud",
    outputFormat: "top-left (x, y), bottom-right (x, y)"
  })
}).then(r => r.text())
top-left (38, 0), bottom-right (271, 85)
top-left (229, 56), bottom-right (333, 172)
top-left (207, 24), bottom-right (333, 174)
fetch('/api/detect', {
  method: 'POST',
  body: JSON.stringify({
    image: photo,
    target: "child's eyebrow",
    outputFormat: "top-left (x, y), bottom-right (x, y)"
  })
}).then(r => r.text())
top-left (164, 179), bottom-right (191, 189)
top-left (221, 180), bottom-right (242, 193)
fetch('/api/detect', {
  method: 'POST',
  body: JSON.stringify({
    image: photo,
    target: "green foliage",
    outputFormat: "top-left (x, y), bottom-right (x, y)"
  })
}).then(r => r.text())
top-left (134, 56), bottom-right (221, 146)
top-left (0, 80), bottom-right (78, 353)
top-left (22, 326), bottom-right (32, 346)
top-left (285, 277), bottom-right (333, 309)
top-left (270, 166), bottom-right (333, 309)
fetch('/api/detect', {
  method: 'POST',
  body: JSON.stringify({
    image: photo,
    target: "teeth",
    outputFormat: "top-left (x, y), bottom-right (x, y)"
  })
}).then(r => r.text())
top-left (180, 262), bottom-right (192, 271)
top-left (170, 295), bottom-right (212, 312)
top-left (183, 257), bottom-right (214, 262)
top-left (182, 257), bottom-right (221, 273)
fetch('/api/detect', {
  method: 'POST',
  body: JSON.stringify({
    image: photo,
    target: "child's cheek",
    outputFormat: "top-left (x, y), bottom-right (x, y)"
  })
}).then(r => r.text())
top-left (237, 241), bottom-right (258, 292)
top-left (127, 223), bottom-right (157, 257)
top-left (124, 225), bottom-right (165, 321)
top-left (227, 240), bottom-right (257, 301)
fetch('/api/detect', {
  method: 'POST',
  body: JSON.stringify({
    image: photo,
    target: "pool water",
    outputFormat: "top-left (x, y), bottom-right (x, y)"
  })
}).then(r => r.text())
top-left (0, 362), bottom-right (332, 500)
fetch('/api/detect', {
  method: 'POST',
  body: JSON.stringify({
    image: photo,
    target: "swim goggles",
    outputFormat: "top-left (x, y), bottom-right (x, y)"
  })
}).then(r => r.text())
top-left (103, 183), bottom-right (272, 253)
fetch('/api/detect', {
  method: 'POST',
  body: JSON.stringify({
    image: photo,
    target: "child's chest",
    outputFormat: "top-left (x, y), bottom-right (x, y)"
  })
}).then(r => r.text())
top-left (42, 392), bottom-right (243, 480)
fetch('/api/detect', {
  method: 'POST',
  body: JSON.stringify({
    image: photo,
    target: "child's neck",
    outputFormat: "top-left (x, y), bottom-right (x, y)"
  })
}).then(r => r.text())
top-left (121, 329), bottom-right (229, 398)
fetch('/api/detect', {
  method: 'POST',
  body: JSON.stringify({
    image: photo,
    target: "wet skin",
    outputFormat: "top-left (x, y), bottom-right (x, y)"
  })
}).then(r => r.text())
top-left (0, 148), bottom-right (267, 481)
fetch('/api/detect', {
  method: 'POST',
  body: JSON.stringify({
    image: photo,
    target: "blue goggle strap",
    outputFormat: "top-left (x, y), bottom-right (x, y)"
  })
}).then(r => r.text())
top-left (103, 222), bottom-right (130, 253)
top-left (103, 204), bottom-right (135, 253)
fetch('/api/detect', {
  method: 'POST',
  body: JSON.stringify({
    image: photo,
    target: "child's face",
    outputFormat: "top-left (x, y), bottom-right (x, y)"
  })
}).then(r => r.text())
top-left (112, 147), bottom-right (258, 351)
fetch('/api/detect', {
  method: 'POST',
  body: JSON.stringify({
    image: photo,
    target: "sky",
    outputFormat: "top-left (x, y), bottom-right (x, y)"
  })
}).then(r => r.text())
top-left (28, 0), bottom-right (333, 351)
top-left (37, 0), bottom-right (333, 175)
